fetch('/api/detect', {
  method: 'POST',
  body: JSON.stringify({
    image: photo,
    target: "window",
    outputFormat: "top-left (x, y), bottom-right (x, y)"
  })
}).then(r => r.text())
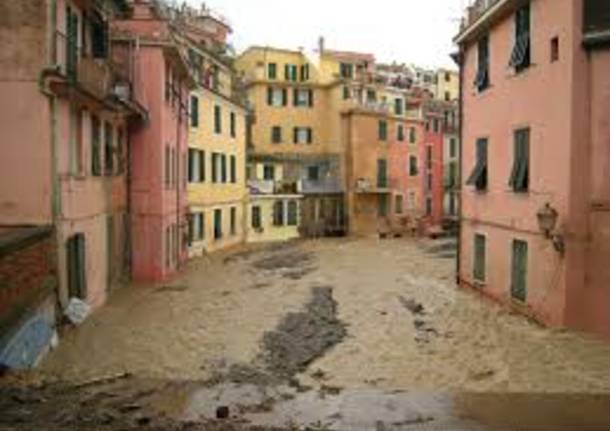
top-left (511, 240), bottom-right (528, 302)
top-left (425, 197), bottom-right (432, 216)
top-left (116, 126), bottom-right (125, 175)
top-left (190, 95), bottom-right (199, 128)
top-left (426, 146), bottom-right (433, 170)
top-left (294, 127), bottom-right (313, 144)
top-left (397, 124), bottom-right (405, 142)
top-left (230, 155), bottom-right (236, 183)
top-left (271, 126), bottom-right (282, 144)
top-left (367, 89), bottom-right (377, 103)
top-left (308, 165), bottom-right (320, 181)
top-left (378, 120), bottom-right (388, 141)
top-left (509, 128), bottom-right (530, 192)
top-left (427, 173), bottom-right (433, 191)
top-left (91, 14), bottom-right (109, 59)
top-left (221, 154), bottom-right (227, 183)
top-left (214, 209), bottom-right (222, 240)
top-left (300, 64), bottom-right (310, 81)
top-left (377, 159), bottom-right (388, 188)
top-left (445, 72), bottom-right (451, 82)
top-left (69, 107), bottom-right (84, 175)
top-left (445, 92), bottom-right (451, 102)
top-left (340, 63), bottom-right (354, 79)
top-left (287, 200), bottom-right (298, 226)
top-left (268, 63), bottom-right (277, 79)
top-left (409, 156), bottom-right (418, 176)
top-left (551, 37), bottom-right (559, 62)
top-left (509, 3), bottom-right (531, 72)
top-left (273, 200), bottom-right (284, 226)
top-left (230, 112), bottom-right (236, 138)
top-left (473, 234), bottom-right (486, 282)
top-left (293, 88), bottom-right (313, 107)
top-left (450, 138), bottom-right (457, 158)
top-left (230, 207), bottom-right (237, 235)
top-left (188, 149), bottom-right (205, 183)
top-left (474, 34), bottom-right (490, 92)
top-left (267, 87), bottom-right (287, 107)
top-left (449, 192), bottom-right (457, 215)
top-left (395, 194), bottom-right (404, 214)
top-left (104, 122), bottom-right (114, 175)
top-left (433, 118), bottom-right (440, 133)
top-left (251, 206), bottom-right (262, 229)
top-left (165, 226), bottom-right (171, 268)
top-left (409, 127), bottom-right (416, 144)
top-left (214, 105), bottom-right (221, 134)
top-left (448, 162), bottom-right (458, 187)
top-left (65, 6), bottom-right (78, 79)
top-left (378, 195), bottom-right (388, 217)
top-left (343, 86), bottom-right (350, 100)
top-left (165, 145), bottom-right (171, 188)
top-left (284, 64), bottom-right (298, 81)
top-left (466, 138), bottom-right (488, 191)
top-left (408, 191), bottom-right (416, 209)
top-left (394, 98), bottom-right (404, 115)
top-left (211, 152), bottom-right (219, 183)
top-left (263, 164), bottom-right (275, 180)
top-left (189, 212), bottom-right (205, 242)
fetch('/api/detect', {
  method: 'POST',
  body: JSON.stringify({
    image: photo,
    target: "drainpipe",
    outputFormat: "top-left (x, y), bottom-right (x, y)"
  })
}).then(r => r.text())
top-left (455, 48), bottom-right (464, 286)
top-left (176, 74), bottom-right (182, 273)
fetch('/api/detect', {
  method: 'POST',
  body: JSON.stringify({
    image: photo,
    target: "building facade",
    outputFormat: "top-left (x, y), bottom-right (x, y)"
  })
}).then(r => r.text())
top-left (0, 0), bottom-right (142, 310)
top-left (181, 12), bottom-right (248, 256)
top-left (113, 0), bottom-right (194, 282)
top-left (457, 0), bottom-right (610, 337)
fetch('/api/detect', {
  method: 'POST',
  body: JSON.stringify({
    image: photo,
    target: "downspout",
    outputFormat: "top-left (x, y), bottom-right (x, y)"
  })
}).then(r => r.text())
top-left (176, 75), bottom-right (182, 272)
top-left (456, 48), bottom-right (464, 286)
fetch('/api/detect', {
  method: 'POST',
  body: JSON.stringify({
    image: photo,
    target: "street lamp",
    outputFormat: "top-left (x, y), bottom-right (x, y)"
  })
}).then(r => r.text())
top-left (536, 203), bottom-right (565, 255)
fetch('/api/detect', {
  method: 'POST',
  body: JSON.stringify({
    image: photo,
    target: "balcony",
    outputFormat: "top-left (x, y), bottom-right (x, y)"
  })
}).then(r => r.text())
top-left (50, 31), bottom-right (116, 103)
top-left (456, 0), bottom-right (513, 43)
top-left (353, 178), bottom-right (396, 194)
top-left (297, 178), bottom-right (344, 195)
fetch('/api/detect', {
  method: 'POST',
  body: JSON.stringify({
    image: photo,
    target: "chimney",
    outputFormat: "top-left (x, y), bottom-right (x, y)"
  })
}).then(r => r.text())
top-left (318, 36), bottom-right (325, 54)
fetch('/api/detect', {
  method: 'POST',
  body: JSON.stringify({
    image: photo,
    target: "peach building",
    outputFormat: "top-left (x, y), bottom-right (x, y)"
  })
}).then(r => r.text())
top-left (113, 0), bottom-right (195, 282)
top-left (0, 0), bottom-right (143, 309)
top-left (456, 0), bottom-right (610, 338)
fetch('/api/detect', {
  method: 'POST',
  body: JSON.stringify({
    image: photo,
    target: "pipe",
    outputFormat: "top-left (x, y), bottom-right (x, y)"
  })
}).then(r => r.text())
top-left (456, 48), bottom-right (464, 286)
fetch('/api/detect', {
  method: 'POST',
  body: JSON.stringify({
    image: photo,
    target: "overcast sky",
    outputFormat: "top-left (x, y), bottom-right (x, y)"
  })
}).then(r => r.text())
top-left (186, 0), bottom-right (467, 70)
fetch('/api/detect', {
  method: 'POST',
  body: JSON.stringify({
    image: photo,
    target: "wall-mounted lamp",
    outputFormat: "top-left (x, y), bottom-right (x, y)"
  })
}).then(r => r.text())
top-left (536, 203), bottom-right (565, 255)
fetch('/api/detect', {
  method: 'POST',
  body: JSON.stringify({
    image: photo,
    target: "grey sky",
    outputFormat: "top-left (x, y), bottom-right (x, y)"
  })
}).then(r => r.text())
top-left (187, 0), bottom-right (467, 69)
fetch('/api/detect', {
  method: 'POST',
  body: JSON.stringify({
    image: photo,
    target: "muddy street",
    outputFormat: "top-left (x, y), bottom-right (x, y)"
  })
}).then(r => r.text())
top-left (39, 237), bottom-right (610, 392)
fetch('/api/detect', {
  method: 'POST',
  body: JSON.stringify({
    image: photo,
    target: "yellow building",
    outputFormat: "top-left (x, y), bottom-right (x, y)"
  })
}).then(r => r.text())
top-left (435, 69), bottom-right (460, 102)
top-left (186, 43), bottom-right (248, 256)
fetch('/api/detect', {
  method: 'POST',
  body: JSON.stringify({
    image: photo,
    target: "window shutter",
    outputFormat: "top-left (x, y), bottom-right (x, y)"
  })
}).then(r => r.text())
top-left (307, 128), bottom-right (313, 144)
top-left (308, 89), bottom-right (314, 107)
top-left (293, 88), bottom-right (299, 107)
top-left (267, 87), bottom-right (273, 106)
top-left (285, 65), bottom-right (290, 80)
top-left (293, 127), bottom-right (298, 144)
top-left (282, 88), bottom-right (288, 106)
top-left (199, 150), bottom-right (205, 182)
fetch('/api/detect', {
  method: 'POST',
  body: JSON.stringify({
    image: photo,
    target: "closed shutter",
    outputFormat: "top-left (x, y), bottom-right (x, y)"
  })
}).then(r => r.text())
top-left (473, 234), bottom-right (486, 282)
top-left (511, 240), bottom-right (528, 302)
top-left (293, 88), bottom-right (299, 107)
top-left (285, 64), bottom-right (290, 80)
top-left (282, 88), bottom-right (288, 106)
top-left (211, 153), bottom-right (218, 183)
top-left (267, 87), bottom-right (273, 106)
top-left (188, 149), bottom-right (194, 182)
top-left (200, 150), bottom-right (205, 182)
top-left (293, 127), bottom-right (298, 144)
top-left (230, 155), bottom-right (236, 183)
top-left (221, 154), bottom-right (227, 183)
top-left (307, 128), bottom-right (313, 144)
top-left (308, 89), bottom-right (314, 107)
top-left (190, 96), bottom-right (199, 127)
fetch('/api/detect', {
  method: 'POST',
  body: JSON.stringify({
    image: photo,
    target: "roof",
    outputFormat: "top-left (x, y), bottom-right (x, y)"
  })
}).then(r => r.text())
top-left (323, 50), bottom-right (375, 62)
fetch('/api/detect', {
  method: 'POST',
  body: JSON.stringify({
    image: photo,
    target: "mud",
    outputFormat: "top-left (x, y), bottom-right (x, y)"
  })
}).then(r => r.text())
top-left (204, 287), bottom-right (347, 388)
top-left (261, 287), bottom-right (347, 380)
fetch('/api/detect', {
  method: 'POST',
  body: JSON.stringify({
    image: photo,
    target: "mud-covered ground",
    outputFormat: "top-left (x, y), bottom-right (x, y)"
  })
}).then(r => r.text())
top-left (4, 237), bottom-right (610, 430)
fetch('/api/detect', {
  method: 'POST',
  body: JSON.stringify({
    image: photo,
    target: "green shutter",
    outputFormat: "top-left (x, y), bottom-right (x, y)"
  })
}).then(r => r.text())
top-left (511, 240), bottom-right (528, 301)
top-left (267, 87), bottom-right (273, 106)
top-left (307, 128), bottom-right (313, 144)
top-left (308, 89), bottom-right (314, 107)
top-left (282, 88), bottom-right (288, 106)
top-left (473, 234), bottom-right (486, 282)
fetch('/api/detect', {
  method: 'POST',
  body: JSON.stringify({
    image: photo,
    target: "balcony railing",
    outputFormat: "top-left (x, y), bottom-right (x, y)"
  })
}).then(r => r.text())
top-left (297, 178), bottom-right (343, 195)
top-left (54, 31), bottom-right (115, 101)
top-left (460, 0), bottom-right (503, 33)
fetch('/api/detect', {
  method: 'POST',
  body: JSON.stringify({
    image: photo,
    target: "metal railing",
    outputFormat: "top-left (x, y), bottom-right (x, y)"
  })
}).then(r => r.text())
top-left (462, 0), bottom-right (502, 30)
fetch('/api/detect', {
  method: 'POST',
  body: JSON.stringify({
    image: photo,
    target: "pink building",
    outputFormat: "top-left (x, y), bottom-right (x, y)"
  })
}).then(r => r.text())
top-left (0, 0), bottom-right (143, 309)
top-left (113, 0), bottom-right (195, 282)
top-left (421, 106), bottom-right (445, 229)
top-left (456, 0), bottom-right (610, 338)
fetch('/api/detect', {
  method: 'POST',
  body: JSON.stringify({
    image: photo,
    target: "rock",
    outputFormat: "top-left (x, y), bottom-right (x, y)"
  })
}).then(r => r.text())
top-left (216, 406), bottom-right (230, 419)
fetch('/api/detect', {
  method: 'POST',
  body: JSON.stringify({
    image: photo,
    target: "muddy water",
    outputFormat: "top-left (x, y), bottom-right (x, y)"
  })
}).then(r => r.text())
top-left (41, 238), bottom-right (610, 394)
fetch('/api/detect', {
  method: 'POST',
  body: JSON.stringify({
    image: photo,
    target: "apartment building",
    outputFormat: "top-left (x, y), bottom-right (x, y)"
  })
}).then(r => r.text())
top-left (0, 0), bottom-right (144, 309)
top-left (421, 100), bottom-right (446, 230)
top-left (456, 0), bottom-right (610, 337)
top-left (113, 0), bottom-right (195, 282)
top-left (235, 43), bottom-right (348, 238)
top-left (179, 9), bottom-right (248, 256)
